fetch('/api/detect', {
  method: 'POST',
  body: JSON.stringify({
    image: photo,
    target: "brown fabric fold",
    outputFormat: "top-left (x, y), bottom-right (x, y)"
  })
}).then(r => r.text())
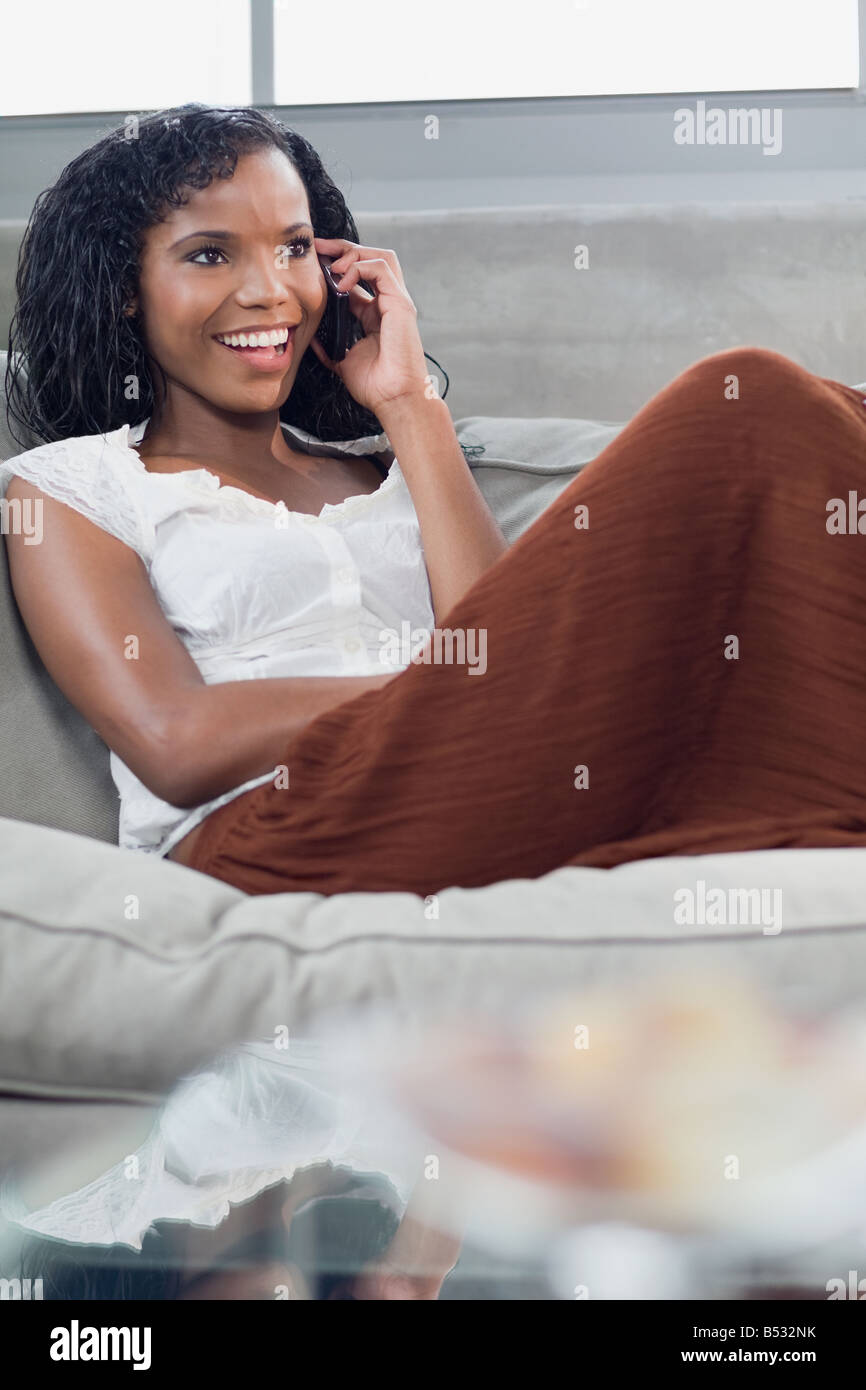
top-left (184, 347), bottom-right (866, 897)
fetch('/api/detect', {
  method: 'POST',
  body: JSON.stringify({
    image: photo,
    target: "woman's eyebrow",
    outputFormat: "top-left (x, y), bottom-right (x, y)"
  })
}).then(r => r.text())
top-left (169, 221), bottom-right (313, 250)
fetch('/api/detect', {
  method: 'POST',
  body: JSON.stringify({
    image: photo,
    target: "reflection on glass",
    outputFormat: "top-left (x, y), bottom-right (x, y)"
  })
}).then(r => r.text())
top-left (1, 1036), bottom-right (460, 1300)
top-left (4, 969), bottom-right (866, 1300)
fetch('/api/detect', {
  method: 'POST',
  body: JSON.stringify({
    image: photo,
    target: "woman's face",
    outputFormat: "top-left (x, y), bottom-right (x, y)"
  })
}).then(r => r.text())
top-left (131, 146), bottom-right (328, 416)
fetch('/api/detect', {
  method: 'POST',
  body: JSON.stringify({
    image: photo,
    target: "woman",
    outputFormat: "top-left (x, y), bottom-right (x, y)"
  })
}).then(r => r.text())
top-left (5, 102), bottom-right (866, 898)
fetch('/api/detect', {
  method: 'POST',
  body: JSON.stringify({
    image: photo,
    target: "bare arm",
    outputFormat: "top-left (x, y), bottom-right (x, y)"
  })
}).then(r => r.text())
top-left (163, 669), bottom-right (395, 808)
top-left (4, 478), bottom-right (397, 811)
top-left (377, 390), bottom-right (509, 623)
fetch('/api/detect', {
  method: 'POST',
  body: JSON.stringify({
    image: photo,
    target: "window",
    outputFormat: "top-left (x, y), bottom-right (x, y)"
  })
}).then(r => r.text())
top-left (274, 0), bottom-right (859, 103)
top-left (0, 0), bottom-right (859, 117)
top-left (0, 0), bottom-right (251, 117)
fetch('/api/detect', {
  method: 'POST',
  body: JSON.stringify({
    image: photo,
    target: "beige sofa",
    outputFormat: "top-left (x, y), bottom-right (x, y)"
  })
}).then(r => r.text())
top-left (4, 202), bottom-right (866, 1273)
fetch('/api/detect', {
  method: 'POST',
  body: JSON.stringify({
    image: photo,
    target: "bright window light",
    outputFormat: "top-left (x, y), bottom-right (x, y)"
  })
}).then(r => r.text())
top-left (0, 0), bottom-right (858, 116)
top-left (274, 0), bottom-right (860, 104)
top-left (0, 0), bottom-right (252, 117)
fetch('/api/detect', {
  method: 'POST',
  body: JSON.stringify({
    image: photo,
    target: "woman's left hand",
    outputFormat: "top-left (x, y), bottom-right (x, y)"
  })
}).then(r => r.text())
top-left (308, 237), bottom-right (431, 415)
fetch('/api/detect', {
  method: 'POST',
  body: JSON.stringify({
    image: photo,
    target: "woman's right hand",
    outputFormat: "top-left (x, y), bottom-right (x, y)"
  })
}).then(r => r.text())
top-left (308, 237), bottom-right (431, 415)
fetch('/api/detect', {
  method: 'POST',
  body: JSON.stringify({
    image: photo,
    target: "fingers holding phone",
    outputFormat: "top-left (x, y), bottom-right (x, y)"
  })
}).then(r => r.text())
top-left (309, 237), bottom-right (429, 414)
top-left (314, 256), bottom-right (352, 362)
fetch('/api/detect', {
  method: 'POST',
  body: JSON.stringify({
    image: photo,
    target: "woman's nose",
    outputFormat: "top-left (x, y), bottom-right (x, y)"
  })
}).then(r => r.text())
top-left (234, 249), bottom-right (314, 307)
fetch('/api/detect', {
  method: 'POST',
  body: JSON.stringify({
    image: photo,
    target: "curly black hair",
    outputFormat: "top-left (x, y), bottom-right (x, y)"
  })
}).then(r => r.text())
top-left (4, 103), bottom-right (392, 452)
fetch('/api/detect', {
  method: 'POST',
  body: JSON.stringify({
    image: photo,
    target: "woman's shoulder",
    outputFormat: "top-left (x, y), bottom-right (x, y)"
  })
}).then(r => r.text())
top-left (2, 420), bottom-right (142, 476)
top-left (1, 422), bottom-right (154, 564)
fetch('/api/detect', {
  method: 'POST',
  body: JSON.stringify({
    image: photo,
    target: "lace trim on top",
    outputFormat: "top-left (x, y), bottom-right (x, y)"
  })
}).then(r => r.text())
top-left (0, 434), bottom-right (154, 567)
top-left (123, 417), bottom-right (402, 523)
top-left (0, 417), bottom-right (402, 570)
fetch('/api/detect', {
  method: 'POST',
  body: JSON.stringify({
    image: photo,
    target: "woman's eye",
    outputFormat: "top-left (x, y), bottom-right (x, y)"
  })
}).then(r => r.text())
top-left (188, 245), bottom-right (227, 265)
top-left (187, 236), bottom-right (311, 264)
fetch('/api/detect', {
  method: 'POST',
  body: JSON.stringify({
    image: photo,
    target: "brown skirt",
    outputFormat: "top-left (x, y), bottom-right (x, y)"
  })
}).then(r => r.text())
top-left (182, 346), bottom-right (866, 897)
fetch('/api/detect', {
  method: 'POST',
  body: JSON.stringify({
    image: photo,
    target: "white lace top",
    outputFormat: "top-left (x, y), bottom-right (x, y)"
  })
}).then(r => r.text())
top-left (0, 417), bottom-right (435, 857)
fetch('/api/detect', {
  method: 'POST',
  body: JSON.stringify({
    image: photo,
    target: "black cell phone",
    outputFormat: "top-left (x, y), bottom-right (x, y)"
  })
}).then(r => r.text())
top-left (315, 255), bottom-right (351, 362)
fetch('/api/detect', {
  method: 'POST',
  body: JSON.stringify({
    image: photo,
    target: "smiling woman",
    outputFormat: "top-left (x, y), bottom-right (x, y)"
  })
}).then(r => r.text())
top-left (8, 103), bottom-right (866, 908)
top-left (116, 144), bottom-right (337, 472)
top-left (137, 202), bottom-right (312, 385)
top-left (0, 103), bottom-right (510, 880)
top-left (4, 107), bottom-right (384, 450)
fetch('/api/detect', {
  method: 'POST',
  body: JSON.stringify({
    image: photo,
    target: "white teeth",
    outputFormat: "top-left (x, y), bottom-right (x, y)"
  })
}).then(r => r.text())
top-left (217, 327), bottom-right (290, 348)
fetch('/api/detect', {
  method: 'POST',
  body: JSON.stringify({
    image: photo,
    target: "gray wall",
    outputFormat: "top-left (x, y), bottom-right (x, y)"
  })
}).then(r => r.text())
top-left (5, 88), bottom-right (866, 221)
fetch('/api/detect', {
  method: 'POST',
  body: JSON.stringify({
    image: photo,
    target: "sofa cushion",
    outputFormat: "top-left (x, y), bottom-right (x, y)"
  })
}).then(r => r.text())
top-left (2, 813), bottom-right (866, 1104)
top-left (0, 346), bottom-right (624, 843)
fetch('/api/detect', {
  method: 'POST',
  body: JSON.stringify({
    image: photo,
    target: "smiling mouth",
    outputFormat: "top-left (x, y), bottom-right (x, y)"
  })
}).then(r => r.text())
top-left (215, 337), bottom-right (290, 355)
top-left (212, 327), bottom-right (295, 365)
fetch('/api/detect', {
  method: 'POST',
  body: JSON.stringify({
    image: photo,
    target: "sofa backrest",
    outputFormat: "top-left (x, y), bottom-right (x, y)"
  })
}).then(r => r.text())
top-left (0, 354), bottom-right (119, 841)
top-left (5, 201), bottom-right (866, 421)
top-left (0, 535), bottom-right (120, 843)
